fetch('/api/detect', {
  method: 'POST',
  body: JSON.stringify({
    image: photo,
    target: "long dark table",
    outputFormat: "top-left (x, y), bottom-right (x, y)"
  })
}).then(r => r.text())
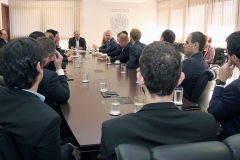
top-left (61, 52), bottom-right (193, 148)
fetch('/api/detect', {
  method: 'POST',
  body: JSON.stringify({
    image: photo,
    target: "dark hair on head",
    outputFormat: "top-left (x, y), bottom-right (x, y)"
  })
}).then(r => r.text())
top-left (29, 31), bottom-right (45, 39)
top-left (139, 41), bottom-right (182, 96)
top-left (37, 36), bottom-right (55, 58)
top-left (121, 31), bottom-right (128, 36)
top-left (161, 29), bottom-right (176, 44)
top-left (0, 37), bottom-right (43, 89)
top-left (46, 29), bottom-right (58, 37)
top-left (130, 28), bottom-right (142, 41)
top-left (226, 31), bottom-right (240, 59)
top-left (191, 31), bottom-right (206, 52)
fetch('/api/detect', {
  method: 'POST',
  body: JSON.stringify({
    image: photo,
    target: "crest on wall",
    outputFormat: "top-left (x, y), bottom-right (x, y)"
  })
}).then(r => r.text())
top-left (110, 14), bottom-right (129, 35)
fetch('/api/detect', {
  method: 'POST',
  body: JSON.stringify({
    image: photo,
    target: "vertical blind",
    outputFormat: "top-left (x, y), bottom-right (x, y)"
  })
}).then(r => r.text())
top-left (157, 0), bottom-right (239, 47)
top-left (9, 0), bottom-right (82, 39)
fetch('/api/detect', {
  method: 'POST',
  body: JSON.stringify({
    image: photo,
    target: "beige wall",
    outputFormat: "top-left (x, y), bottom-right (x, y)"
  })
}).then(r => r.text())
top-left (0, 0), bottom-right (8, 29)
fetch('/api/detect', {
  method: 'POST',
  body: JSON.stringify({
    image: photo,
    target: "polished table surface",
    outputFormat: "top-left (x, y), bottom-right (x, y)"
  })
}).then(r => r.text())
top-left (61, 52), bottom-right (193, 147)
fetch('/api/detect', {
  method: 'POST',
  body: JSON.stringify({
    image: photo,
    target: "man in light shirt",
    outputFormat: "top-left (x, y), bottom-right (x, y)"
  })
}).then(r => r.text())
top-left (68, 30), bottom-right (86, 50)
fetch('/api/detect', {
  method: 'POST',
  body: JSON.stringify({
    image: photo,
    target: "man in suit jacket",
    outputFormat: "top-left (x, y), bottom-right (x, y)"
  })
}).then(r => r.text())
top-left (99, 34), bottom-right (131, 63)
top-left (94, 30), bottom-right (118, 53)
top-left (68, 30), bottom-right (86, 50)
top-left (36, 36), bottom-right (73, 140)
top-left (0, 29), bottom-right (8, 49)
top-left (0, 38), bottom-right (79, 160)
top-left (126, 28), bottom-right (146, 69)
top-left (208, 31), bottom-right (240, 137)
top-left (98, 41), bottom-right (217, 160)
top-left (160, 29), bottom-right (176, 44)
top-left (179, 31), bottom-right (208, 101)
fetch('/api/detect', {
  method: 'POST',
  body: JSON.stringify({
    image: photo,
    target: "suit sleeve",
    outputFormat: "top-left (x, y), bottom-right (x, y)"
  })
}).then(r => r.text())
top-left (111, 46), bottom-right (130, 63)
top-left (126, 46), bottom-right (138, 68)
top-left (80, 38), bottom-right (87, 50)
top-left (99, 41), bottom-right (117, 53)
top-left (179, 59), bottom-right (191, 85)
top-left (35, 114), bottom-right (72, 160)
top-left (208, 84), bottom-right (240, 122)
top-left (68, 38), bottom-right (74, 49)
top-left (108, 48), bottom-right (121, 58)
top-left (45, 72), bottom-right (70, 103)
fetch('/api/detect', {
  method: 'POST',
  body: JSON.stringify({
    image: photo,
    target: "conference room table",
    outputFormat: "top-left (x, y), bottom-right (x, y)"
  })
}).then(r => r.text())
top-left (60, 52), bottom-right (193, 151)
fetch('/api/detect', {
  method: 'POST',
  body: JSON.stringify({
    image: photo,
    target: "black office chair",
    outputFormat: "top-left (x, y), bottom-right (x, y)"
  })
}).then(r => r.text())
top-left (0, 125), bottom-right (23, 160)
top-left (183, 68), bottom-right (218, 112)
top-left (213, 48), bottom-right (228, 66)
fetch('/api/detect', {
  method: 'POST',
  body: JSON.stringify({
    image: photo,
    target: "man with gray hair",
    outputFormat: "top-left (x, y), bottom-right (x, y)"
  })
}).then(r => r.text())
top-left (68, 30), bottom-right (86, 50)
top-left (0, 29), bottom-right (8, 49)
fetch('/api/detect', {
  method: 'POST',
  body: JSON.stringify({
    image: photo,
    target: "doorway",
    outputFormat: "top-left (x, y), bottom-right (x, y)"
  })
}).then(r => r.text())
top-left (1, 3), bottom-right (9, 40)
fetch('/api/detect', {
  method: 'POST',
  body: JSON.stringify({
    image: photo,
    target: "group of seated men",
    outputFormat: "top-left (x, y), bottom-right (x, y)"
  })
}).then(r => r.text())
top-left (0, 28), bottom-right (240, 160)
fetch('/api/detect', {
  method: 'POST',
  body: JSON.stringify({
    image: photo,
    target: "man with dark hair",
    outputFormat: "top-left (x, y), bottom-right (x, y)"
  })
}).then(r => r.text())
top-left (68, 30), bottom-right (86, 50)
top-left (126, 28), bottom-right (146, 68)
top-left (179, 31), bottom-right (208, 101)
top-left (98, 41), bottom-right (216, 160)
top-left (0, 29), bottom-right (8, 49)
top-left (121, 30), bottom-right (128, 36)
top-left (160, 29), bottom-right (176, 44)
top-left (0, 37), bottom-right (79, 160)
top-left (208, 31), bottom-right (240, 137)
top-left (29, 31), bottom-right (45, 40)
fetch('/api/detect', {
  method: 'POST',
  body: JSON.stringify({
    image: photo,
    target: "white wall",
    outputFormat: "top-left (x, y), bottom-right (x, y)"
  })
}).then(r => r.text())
top-left (78, 0), bottom-right (158, 49)
top-left (0, 0), bottom-right (8, 29)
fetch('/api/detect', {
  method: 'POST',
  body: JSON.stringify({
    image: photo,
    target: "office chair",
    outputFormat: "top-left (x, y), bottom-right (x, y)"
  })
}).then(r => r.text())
top-left (213, 48), bottom-right (228, 66)
top-left (0, 125), bottom-right (23, 160)
top-left (0, 75), bottom-right (6, 86)
top-left (183, 67), bottom-right (218, 112)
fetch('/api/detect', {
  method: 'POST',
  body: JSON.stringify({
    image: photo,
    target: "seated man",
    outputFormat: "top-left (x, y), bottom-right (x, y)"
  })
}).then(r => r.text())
top-left (68, 30), bottom-right (86, 50)
top-left (179, 31), bottom-right (208, 101)
top-left (0, 29), bottom-right (8, 49)
top-left (208, 31), bottom-right (240, 138)
top-left (99, 34), bottom-right (132, 63)
top-left (160, 29), bottom-right (176, 44)
top-left (93, 30), bottom-right (118, 53)
top-left (0, 37), bottom-right (79, 160)
top-left (126, 28), bottom-right (146, 69)
top-left (98, 41), bottom-right (217, 160)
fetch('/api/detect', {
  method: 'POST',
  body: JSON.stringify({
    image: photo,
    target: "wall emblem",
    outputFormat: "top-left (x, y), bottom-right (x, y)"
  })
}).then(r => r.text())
top-left (110, 14), bottom-right (129, 35)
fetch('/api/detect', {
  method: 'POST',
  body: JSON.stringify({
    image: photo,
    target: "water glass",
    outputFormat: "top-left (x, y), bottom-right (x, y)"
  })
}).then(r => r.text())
top-left (74, 57), bottom-right (81, 68)
top-left (100, 76), bottom-right (107, 92)
top-left (110, 95), bottom-right (121, 116)
top-left (106, 56), bottom-right (111, 64)
top-left (134, 96), bottom-right (144, 113)
top-left (121, 63), bottom-right (126, 73)
top-left (174, 87), bottom-right (183, 105)
top-left (82, 71), bottom-right (89, 83)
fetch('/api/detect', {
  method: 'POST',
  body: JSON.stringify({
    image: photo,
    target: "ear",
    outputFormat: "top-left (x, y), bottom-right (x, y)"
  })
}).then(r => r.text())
top-left (160, 37), bottom-right (164, 41)
top-left (137, 72), bottom-right (145, 87)
top-left (177, 72), bottom-right (185, 86)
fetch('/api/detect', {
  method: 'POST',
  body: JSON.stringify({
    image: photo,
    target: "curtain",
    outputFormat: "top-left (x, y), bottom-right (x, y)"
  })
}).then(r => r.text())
top-left (9, 0), bottom-right (82, 39)
top-left (157, 0), bottom-right (239, 47)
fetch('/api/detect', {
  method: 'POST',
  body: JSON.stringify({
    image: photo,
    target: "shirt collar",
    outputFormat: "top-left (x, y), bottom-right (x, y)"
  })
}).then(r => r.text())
top-left (21, 89), bottom-right (45, 101)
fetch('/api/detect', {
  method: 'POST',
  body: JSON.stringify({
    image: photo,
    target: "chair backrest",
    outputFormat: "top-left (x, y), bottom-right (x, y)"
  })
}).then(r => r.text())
top-left (0, 125), bottom-right (23, 160)
top-left (115, 134), bottom-right (240, 160)
top-left (190, 69), bottom-right (216, 105)
top-left (213, 48), bottom-right (228, 66)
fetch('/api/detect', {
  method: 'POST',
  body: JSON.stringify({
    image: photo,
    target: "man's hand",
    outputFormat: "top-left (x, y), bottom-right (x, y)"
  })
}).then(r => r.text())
top-left (66, 50), bottom-right (72, 57)
top-left (77, 47), bottom-right (83, 50)
top-left (68, 143), bottom-right (80, 160)
top-left (100, 54), bottom-right (107, 58)
top-left (68, 56), bottom-right (73, 62)
top-left (54, 50), bottom-right (63, 70)
top-left (218, 56), bottom-right (235, 82)
top-left (92, 44), bottom-right (97, 51)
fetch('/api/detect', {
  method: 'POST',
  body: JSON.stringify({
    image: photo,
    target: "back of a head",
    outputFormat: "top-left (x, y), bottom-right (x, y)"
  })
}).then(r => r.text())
top-left (29, 31), bottom-right (45, 39)
top-left (139, 41), bottom-right (182, 96)
top-left (46, 29), bottom-right (58, 38)
top-left (161, 29), bottom-right (176, 44)
top-left (0, 38), bottom-right (43, 89)
top-left (191, 31), bottom-right (206, 52)
top-left (37, 36), bottom-right (55, 58)
top-left (130, 28), bottom-right (142, 42)
top-left (119, 34), bottom-right (129, 42)
top-left (121, 31), bottom-right (128, 36)
top-left (226, 31), bottom-right (240, 59)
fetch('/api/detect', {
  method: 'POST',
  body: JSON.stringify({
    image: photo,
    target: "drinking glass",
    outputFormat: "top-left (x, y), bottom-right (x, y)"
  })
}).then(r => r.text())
top-left (110, 95), bottom-right (121, 116)
top-left (134, 96), bottom-right (144, 113)
top-left (100, 76), bottom-right (107, 92)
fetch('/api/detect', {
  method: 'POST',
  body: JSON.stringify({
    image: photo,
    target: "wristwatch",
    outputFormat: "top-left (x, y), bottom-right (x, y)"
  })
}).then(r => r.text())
top-left (216, 79), bottom-right (226, 85)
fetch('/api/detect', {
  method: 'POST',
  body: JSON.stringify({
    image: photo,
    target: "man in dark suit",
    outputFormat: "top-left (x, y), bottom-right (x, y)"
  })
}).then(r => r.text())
top-left (98, 41), bottom-right (217, 160)
top-left (0, 29), bottom-right (8, 49)
top-left (179, 31), bottom-right (208, 101)
top-left (93, 30), bottom-right (118, 53)
top-left (68, 30), bottom-right (86, 50)
top-left (0, 38), bottom-right (79, 160)
top-left (160, 29), bottom-right (176, 44)
top-left (126, 28), bottom-right (146, 69)
top-left (208, 31), bottom-right (240, 138)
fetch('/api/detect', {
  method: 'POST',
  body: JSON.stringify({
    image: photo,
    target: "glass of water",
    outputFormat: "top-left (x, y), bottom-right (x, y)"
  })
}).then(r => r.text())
top-left (134, 96), bottom-right (144, 113)
top-left (82, 71), bottom-right (89, 83)
top-left (100, 76), bottom-right (107, 92)
top-left (110, 95), bottom-right (121, 116)
top-left (121, 63), bottom-right (126, 73)
top-left (174, 87), bottom-right (183, 105)
top-left (74, 57), bottom-right (81, 68)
